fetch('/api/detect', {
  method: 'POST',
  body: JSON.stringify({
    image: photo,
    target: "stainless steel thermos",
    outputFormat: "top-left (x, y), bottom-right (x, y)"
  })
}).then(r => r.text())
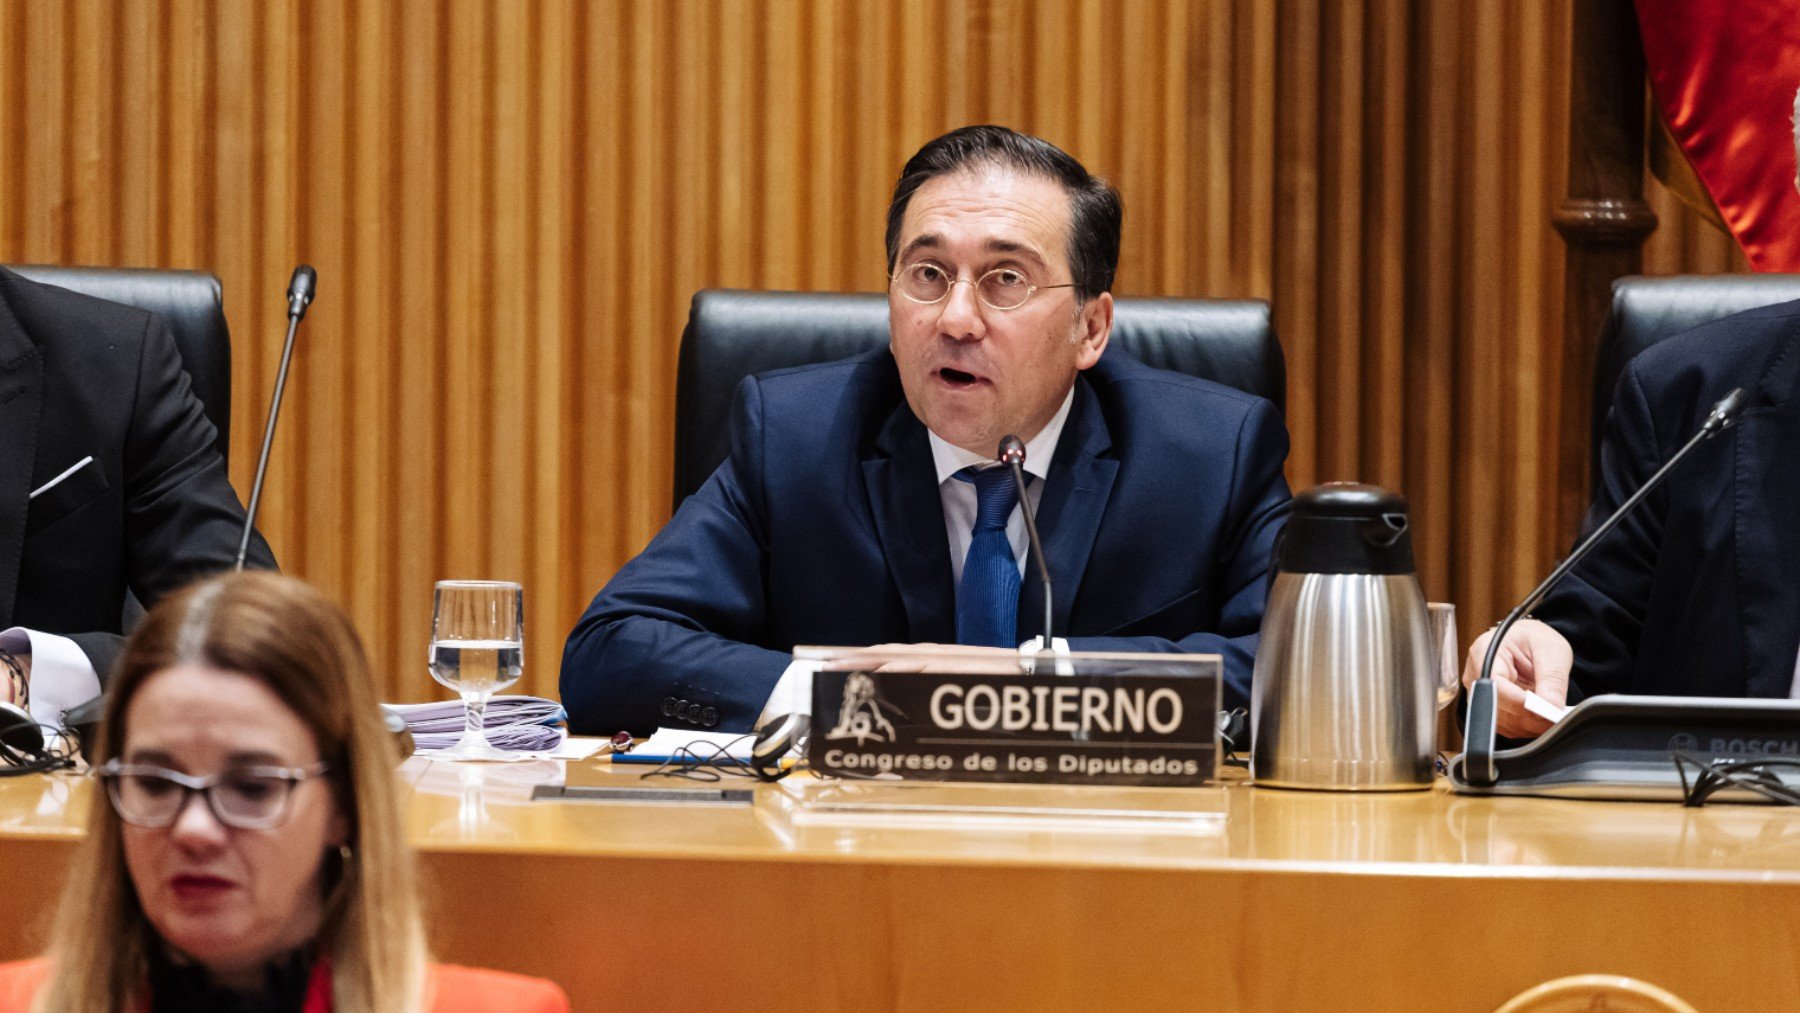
top-left (1250, 483), bottom-right (1435, 791)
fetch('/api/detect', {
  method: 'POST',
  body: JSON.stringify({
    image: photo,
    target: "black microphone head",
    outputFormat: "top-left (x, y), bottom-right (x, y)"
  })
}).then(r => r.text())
top-left (998, 434), bottom-right (1026, 466)
top-left (1704, 387), bottom-right (1747, 432)
top-left (287, 265), bottom-right (317, 319)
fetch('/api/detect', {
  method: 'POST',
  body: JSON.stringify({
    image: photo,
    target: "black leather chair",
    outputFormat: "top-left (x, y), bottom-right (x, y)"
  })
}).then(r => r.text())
top-left (4, 264), bottom-right (233, 459)
top-left (1591, 275), bottom-right (1800, 494)
top-left (672, 289), bottom-right (1284, 506)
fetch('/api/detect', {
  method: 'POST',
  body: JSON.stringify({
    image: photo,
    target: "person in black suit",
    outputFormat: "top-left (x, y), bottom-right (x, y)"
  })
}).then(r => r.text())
top-left (561, 126), bottom-right (1291, 735)
top-left (0, 265), bottom-right (275, 728)
top-left (1462, 91), bottom-right (1800, 737)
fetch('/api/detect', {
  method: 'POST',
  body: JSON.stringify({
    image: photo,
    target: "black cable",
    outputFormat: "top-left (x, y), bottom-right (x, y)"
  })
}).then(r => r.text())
top-left (1675, 752), bottom-right (1800, 807)
top-left (0, 722), bottom-right (79, 776)
top-left (638, 735), bottom-right (763, 783)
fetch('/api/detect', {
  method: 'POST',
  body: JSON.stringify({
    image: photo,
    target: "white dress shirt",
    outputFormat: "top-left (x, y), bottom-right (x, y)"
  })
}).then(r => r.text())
top-left (757, 388), bottom-right (1076, 723)
top-left (0, 627), bottom-right (102, 730)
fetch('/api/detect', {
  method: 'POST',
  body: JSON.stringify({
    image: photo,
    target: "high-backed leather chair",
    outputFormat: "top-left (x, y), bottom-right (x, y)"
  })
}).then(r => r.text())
top-left (672, 289), bottom-right (1284, 507)
top-left (4, 264), bottom-right (233, 459)
top-left (1592, 275), bottom-right (1800, 494)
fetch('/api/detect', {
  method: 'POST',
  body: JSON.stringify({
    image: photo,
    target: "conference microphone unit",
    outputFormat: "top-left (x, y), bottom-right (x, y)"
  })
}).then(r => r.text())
top-left (236, 265), bottom-right (317, 571)
top-left (998, 435), bottom-right (1056, 670)
top-left (1460, 387), bottom-right (1747, 788)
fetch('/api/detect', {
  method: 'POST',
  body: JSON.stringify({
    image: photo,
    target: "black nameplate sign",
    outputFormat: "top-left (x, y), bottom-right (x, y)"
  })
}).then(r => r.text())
top-left (807, 668), bottom-right (1220, 787)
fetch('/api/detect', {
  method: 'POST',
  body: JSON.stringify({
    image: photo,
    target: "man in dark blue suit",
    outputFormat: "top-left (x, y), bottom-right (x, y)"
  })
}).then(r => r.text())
top-left (562, 126), bottom-right (1291, 735)
top-left (1462, 92), bottom-right (1800, 738)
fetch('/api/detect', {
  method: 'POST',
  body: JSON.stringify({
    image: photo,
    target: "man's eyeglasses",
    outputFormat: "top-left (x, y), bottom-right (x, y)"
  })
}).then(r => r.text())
top-left (97, 759), bottom-right (329, 830)
top-left (889, 262), bottom-right (1076, 312)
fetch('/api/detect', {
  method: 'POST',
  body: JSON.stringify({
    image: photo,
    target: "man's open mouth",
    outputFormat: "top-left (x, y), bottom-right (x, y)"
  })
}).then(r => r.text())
top-left (937, 366), bottom-right (983, 387)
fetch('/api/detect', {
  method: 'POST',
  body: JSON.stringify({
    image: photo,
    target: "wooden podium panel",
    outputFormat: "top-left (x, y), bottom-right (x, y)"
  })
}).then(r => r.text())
top-left (1, 762), bottom-right (1796, 1010)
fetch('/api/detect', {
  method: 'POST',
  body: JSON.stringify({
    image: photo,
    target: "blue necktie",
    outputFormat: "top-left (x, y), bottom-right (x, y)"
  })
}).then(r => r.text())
top-left (956, 466), bottom-right (1022, 648)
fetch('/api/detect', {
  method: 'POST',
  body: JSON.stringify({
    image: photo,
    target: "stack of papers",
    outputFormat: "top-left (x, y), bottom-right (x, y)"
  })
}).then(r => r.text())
top-left (386, 696), bottom-right (567, 752)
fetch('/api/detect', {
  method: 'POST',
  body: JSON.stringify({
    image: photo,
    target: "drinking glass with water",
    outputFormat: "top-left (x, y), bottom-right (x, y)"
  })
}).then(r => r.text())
top-left (428, 580), bottom-right (524, 761)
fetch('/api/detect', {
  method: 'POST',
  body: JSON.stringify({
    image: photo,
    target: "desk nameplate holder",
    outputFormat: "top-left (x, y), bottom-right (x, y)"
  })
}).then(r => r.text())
top-left (805, 648), bottom-right (1223, 787)
top-left (763, 648), bottom-right (1227, 834)
top-left (1448, 694), bottom-right (1800, 801)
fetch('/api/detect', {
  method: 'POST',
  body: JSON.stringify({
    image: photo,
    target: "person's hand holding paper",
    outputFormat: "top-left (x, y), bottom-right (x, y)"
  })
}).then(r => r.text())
top-left (1462, 619), bottom-right (1573, 738)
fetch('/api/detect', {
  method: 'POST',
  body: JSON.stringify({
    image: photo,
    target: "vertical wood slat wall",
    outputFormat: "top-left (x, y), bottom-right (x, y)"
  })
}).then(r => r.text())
top-left (0, 0), bottom-right (1746, 703)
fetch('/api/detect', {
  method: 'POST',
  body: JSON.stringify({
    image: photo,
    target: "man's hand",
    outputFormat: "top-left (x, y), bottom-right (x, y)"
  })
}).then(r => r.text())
top-left (852, 643), bottom-right (1023, 675)
top-left (1461, 619), bottom-right (1572, 739)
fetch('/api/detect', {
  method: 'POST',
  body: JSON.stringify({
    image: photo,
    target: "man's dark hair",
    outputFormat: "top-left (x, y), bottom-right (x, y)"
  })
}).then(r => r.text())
top-left (885, 125), bottom-right (1123, 301)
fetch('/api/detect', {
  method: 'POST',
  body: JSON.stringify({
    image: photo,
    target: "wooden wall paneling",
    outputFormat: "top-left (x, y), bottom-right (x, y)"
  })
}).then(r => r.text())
top-left (68, 0), bottom-right (115, 266)
top-left (1550, 0), bottom-right (1655, 547)
top-left (1363, 1), bottom-right (1406, 499)
top-left (307, 0), bottom-right (349, 601)
top-left (18, 0), bottom-right (67, 262)
top-left (117, 0), bottom-right (161, 267)
top-left (857, 0), bottom-right (899, 288)
top-left (392, 0), bottom-right (448, 700)
top-left (1153, 0), bottom-right (1189, 296)
top-left (1319, 0), bottom-right (1364, 484)
top-left (1273, 2), bottom-right (1320, 488)
top-left (1517, 0), bottom-right (1571, 590)
top-left (578, 0), bottom-right (622, 595)
top-left (0, 0), bottom-right (1767, 707)
top-left (348, 0), bottom-right (395, 679)
top-left (0, 5), bottom-right (15, 248)
top-left (1238, 1), bottom-right (1278, 301)
top-left (1189, 0), bottom-right (1227, 295)
top-left (534, 0), bottom-right (579, 685)
top-left (1460, 0), bottom-right (1504, 626)
top-left (762, 0), bottom-right (803, 290)
top-left (1026, 0), bottom-right (1073, 172)
top-left (258, 1), bottom-right (300, 602)
top-left (489, 0), bottom-right (529, 603)
top-left (1404, 0), bottom-right (1461, 603)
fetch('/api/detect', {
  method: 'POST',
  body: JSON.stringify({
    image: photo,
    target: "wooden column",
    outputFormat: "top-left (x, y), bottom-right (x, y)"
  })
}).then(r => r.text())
top-left (1551, 0), bottom-right (1658, 542)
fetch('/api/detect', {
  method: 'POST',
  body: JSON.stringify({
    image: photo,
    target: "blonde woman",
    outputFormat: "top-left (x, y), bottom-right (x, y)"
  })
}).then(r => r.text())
top-left (0, 572), bottom-right (567, 1012)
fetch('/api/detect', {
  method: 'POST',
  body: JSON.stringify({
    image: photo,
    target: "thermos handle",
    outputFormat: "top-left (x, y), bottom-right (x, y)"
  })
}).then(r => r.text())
top-left (1362, 512), bottom-right (1409, 549)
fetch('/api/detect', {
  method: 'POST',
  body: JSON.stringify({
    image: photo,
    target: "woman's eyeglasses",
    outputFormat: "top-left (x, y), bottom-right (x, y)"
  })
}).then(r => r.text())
top-left (96, 760), bottom-right (329, 830)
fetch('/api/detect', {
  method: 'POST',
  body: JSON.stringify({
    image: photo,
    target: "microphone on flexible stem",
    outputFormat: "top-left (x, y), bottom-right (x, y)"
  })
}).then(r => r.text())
top-left (236, 265), bottom-right (316, 571)
top-left (998, 435), bottom-right (1056, 672)
top-left (1462, 387), bottom-right (1748, 787)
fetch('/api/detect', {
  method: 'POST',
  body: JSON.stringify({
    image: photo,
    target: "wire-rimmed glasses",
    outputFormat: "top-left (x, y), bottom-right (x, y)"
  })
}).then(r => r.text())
top-left (97, 759), bottom-right (328, 830)
top-left (889, 262), bottom-right (1076, 311)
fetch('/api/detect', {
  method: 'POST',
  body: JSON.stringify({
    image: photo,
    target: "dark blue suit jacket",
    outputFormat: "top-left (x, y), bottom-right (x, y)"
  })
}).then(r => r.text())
top-left (1539, 298), bottom-right (1800, 702)
top-left (561, 348), bottom-right (1292, 734)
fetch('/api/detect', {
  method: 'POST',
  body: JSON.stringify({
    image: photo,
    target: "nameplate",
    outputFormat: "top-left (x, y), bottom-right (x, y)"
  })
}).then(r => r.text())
top-left (806, 662), bottom-right (1221, 787)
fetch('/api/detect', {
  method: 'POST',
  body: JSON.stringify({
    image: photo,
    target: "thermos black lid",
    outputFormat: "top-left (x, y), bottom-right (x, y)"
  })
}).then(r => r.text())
top-left (1275, 482), bottom-right (1416, 575)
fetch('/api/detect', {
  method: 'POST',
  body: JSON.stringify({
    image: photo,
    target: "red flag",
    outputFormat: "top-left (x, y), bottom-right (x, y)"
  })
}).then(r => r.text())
top-left (1635, 0), bottom-right (1800, 271)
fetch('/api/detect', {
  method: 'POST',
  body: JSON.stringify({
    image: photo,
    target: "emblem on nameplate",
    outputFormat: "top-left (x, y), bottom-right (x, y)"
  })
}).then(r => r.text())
top-left (822, 672), bottom-right (901, 746)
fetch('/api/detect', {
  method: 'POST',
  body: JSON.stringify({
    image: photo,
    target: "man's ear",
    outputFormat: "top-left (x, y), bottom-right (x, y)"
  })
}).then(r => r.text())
top-left (1074, 291), bottom-right (1113, 370)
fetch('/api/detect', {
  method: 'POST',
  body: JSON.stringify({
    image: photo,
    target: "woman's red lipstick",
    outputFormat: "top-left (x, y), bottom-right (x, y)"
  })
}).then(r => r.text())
top-left (170, 874), bottom-right (234, 900)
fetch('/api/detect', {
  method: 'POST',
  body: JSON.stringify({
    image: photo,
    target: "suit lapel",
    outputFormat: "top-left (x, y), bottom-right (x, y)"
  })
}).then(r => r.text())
top-left (862, 402), bottom-right (957, 643)
top-left (1734, 335), bottom-right (1800, 696)
top-left (0, 281), bottom-right (43, 627)
top-left (1020, 377), bottom-right (1117, 643)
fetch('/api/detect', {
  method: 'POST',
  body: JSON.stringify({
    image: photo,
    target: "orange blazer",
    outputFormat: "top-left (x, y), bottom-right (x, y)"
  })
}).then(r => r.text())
top-left (0, 957), bottom-right (570, 1013)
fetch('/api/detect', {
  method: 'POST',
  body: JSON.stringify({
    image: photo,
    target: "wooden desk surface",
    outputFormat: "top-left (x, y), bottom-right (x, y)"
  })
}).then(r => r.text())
top-left (2, 762), bottom-right (1797, 1010)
